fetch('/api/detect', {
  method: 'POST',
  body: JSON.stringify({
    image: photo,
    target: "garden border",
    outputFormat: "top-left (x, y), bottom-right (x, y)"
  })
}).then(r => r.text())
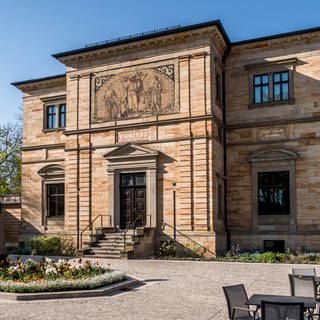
top-left (0, 276), bottom-right (139, 300)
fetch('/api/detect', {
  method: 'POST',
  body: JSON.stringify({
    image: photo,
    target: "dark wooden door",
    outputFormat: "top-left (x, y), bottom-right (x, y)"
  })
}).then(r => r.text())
top-left (120, 188), bottom-right (134, 229)
top-left (120, 173), bottom-right (146, 229)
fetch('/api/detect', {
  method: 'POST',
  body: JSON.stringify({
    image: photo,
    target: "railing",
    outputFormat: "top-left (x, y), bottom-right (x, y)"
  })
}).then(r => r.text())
top-left (122, 216), bottom-right (141, 250)
top-left (80, 215), bottom-right (103, 249)
top-left (162, 222), bottom-right (215, 256)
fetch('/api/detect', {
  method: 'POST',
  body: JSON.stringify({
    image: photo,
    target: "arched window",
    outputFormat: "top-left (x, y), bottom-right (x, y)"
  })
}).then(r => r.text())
top-left (38, 165), bottom-right (65, 221)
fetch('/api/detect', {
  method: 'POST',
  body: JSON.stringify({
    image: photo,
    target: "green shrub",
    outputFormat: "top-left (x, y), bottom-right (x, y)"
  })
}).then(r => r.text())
top-left (29, 236), bottom-right (61, 255)
top-left (57, 233), bottom-right (76, 256)
top-left (253, 252), bottom-right (287, 263)
top-left (157, 240), bottom-right (175, 257)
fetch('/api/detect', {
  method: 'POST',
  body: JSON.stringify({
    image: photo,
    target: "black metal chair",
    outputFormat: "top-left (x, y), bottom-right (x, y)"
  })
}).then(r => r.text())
top-left (261, 300), bottom-right (304, 320)
top-left (223, 284), bottom-right (258, 320)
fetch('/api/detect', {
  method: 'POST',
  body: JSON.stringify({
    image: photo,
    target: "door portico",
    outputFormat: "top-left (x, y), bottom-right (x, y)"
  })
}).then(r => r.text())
top-left (104, 143), bottom-right (158, 229)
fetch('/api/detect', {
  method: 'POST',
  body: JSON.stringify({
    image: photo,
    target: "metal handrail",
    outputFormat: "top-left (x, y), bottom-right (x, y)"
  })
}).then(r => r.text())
top-left (122, 216), bottom-right (141, 250)
top-left (162, 222), bottom-right (215, 255)
top-left (80, 215), bottom-right (103, 249)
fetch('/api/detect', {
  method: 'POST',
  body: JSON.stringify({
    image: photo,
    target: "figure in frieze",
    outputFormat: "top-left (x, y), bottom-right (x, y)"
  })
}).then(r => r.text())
top-left (151, 75), bottom-right (162, 113)
top-left (102, 88), bottom-right (118, 119)
top-left (127, 74), bottom-right (143, 112)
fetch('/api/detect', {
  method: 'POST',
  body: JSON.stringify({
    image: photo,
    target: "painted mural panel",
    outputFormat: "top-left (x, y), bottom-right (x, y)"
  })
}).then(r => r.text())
top-left (92, 63), bottom-right (179, 122)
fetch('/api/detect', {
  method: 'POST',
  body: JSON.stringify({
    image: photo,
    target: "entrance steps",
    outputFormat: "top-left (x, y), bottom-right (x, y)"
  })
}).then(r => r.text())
top-left (82, 227), bottom-right (154, 259)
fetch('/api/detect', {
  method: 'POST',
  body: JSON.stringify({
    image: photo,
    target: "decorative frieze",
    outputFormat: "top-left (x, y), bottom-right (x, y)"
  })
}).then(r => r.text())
top-left (92, 61), bottom-right (179, 123)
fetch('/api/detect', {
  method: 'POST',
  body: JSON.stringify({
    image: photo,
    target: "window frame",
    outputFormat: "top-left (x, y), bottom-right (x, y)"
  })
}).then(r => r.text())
top-left (46, 182), bottom-right (65, 217)
top-left (245, 58), bottom-right (297, 109)
top-left (38, 164), bottom-right (65, 228)
top-left (258, 170), bottom-right (290, 215)
top-left (58, 103), bottom-right (66, 128)
top-left (248, 148), bottom-right (297, 232)
top-left (42, 98), bottom-right (66, 131)
top-left (215, 72), bottom-right (223, 105)
top-left (214, 59), bottom-right (224, 108)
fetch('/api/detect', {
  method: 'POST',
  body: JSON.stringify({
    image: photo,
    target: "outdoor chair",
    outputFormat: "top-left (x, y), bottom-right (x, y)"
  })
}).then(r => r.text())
top-left (223, 284), bottom-right (258, 320)
top-left (289, 274), bottom-right (317, 299)
top-left (289, 274), bottom-right (318, 319)
top-left (261, 300), bottom-right (304, 320)
top-left (292, 268), bottom-right (317, 277)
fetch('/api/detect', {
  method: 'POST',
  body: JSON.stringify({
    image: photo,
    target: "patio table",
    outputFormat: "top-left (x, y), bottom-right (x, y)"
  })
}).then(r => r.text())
top-left (246, 294), bottom-right (316, 309)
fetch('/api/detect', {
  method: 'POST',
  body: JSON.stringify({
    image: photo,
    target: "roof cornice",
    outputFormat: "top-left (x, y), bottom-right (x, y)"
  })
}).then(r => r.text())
top-left (232, 25), bottom-right (320, 46)
top-left (52, 20), bottom-right (230, 64)
top-left (11, 74), bottom-right (66, 93)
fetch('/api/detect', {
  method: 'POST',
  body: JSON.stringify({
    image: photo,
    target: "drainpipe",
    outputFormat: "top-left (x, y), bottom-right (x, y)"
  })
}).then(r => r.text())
top-left (222, 46), bottom-right (231, 251)
top-left (76, 75), bottom-right (80, 250)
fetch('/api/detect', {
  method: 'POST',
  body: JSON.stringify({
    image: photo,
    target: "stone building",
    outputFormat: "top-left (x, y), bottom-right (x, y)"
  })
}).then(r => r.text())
top-left (12, 20), bottom-right (320, 256)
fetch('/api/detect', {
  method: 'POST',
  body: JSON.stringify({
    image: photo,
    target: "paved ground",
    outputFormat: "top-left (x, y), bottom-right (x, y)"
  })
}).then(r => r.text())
top-left (0, 257), bottom-right (319, 320)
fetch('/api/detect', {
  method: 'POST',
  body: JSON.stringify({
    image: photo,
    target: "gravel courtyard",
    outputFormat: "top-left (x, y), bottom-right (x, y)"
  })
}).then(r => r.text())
top-left (0, 258), bottom-right (318, 320)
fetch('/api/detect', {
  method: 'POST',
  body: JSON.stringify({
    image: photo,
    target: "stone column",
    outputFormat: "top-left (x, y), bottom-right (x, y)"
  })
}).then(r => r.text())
top-left (107, 169), bottom-right (115, 228)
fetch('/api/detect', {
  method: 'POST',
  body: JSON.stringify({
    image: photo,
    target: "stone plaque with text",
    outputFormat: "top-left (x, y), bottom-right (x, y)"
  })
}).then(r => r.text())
top-left (257, 127), bottom-right (287, 141)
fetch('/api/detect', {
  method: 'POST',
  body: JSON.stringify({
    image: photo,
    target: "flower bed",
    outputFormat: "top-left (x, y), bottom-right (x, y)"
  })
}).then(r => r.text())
top-left (0, 257), bottom-right (126, 293)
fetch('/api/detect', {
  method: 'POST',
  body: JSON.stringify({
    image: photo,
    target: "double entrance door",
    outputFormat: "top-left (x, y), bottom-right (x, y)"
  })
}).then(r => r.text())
top-left (120, 172), bottom-right (146, 229)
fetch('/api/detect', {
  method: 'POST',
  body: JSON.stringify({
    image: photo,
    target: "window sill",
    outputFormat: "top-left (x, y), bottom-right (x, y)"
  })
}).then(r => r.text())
top-left (42, 128), bottom-right (66, 133)
top-left (46, 216), bottom-right (64, 219)
top-left (258, 213), bottom-right (290, 216)
top-left (248, 98), bottom-right (295, 109)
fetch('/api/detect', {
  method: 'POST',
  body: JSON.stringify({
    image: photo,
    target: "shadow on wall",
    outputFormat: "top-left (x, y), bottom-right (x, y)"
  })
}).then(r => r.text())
top-left (156, 233), bottom-right (214, 259)
top-left (0, 196), bottom-right (45, 253)
top-left (156, 151), bottom-right (176, 229)
top-left (226, 55), bottom-right (320, 237)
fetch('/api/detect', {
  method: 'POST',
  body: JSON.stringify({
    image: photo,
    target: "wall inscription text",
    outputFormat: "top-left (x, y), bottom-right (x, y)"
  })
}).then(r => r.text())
top-left (118, 130), bottom-right (150, 143)
top-left (257, 127), bottom-right (287, 141)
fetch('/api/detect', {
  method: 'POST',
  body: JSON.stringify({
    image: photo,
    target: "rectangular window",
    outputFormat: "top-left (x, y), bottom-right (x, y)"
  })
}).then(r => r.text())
top-left (258, 171), bottom-right (290, 215)
top-left (59, 104), bottom-right (66, 128)
top-left (264, 240), bottom-right (285, 253)
top-left (252, 71), bottom-right (291, 105)
top-left (47, 183), bottom-right (64, 217)
top-left (46, 105), bottom-right (56, 129)
top-left (273, 71), bottom-right (289, 102)
top-left (254, 74), bottom-right (269, 104)
top-left (45, 103), bottom-right (66, 129)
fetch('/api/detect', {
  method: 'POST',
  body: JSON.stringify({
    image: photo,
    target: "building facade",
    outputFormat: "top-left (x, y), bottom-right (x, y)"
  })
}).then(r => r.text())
top-left (12, 21), bottom-right (320, 256)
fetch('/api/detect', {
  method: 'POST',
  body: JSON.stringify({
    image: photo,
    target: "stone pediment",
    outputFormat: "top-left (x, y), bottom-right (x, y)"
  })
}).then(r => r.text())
top-left (37, 164), bottom-right (64, 178)
top-left (104, 143), bottom-right (158, 160)
top-left (248, 148), bottom-right (298, 162)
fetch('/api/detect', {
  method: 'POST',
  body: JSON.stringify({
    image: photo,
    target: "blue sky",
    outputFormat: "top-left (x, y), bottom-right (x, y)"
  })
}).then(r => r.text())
top-left (2, 0), bottom-right (320, 125)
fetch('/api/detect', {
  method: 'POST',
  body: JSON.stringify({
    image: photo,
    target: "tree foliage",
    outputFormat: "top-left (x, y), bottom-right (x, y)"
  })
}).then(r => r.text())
top-left (0, 123), bottom-right (22, 195)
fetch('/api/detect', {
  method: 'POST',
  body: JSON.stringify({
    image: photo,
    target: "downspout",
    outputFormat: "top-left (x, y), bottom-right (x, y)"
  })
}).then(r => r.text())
top-left (76, 75), bottom-right (80, 250)
top-left (222, 45), bottom-right (231, 251)
top-left (88, 74), bottom-right (92, 230)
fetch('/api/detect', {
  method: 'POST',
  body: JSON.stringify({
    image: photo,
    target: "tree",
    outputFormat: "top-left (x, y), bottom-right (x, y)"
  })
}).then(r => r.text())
top-left (0, 123), bottom-right (22, 195)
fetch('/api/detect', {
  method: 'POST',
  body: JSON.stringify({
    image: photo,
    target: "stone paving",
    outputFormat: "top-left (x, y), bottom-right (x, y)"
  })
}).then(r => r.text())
top-left (0, 258), bottom-right (319, 320)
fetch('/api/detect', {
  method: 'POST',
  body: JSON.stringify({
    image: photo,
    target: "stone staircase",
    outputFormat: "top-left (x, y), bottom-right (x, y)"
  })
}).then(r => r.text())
top-left (82, 227), bottom-right (154, 259)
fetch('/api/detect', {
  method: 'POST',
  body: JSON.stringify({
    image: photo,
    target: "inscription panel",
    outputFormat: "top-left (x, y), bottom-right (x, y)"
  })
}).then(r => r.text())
top-left (256, 127), bottom-right (288, 141)
top-left (92, 62), bottom-right (179, 123)
top-left (118, 130), bottom-right (150, 143)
